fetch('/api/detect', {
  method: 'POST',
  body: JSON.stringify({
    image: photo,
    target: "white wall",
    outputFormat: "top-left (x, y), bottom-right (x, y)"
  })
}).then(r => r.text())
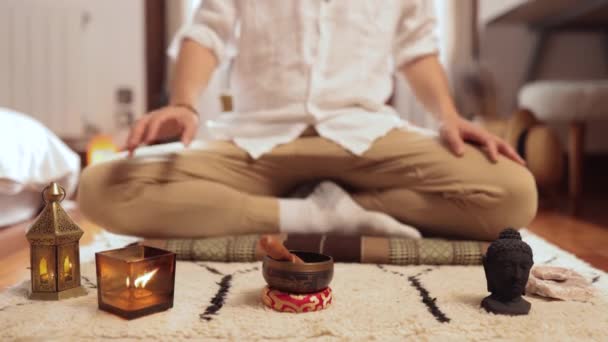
top-left (479, 0), bottom-right (608, 153)
top-left (0, 0), bottom-right (146, 137)
top-left (479, 0), bottom-right (528, 25)
top-left (80, 0), bottom-right (147, 134)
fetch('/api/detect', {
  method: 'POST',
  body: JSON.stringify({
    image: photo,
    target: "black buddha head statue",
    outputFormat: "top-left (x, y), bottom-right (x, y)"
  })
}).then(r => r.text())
top-left (483, 228), bottom-right (534, 302)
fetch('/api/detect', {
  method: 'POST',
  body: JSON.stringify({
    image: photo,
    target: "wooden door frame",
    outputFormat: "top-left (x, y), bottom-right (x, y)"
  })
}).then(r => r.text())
top-left (145, 0), bottom-right (167, 111)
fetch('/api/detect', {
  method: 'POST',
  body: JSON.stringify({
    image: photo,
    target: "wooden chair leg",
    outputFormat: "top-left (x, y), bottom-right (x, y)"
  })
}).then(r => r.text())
top-left (568, 121), bottom-right (585, 214)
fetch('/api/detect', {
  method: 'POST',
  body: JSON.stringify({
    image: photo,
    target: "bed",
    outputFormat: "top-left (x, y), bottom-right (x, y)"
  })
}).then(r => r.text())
top-left (0, 108), bottom-right (80, 227)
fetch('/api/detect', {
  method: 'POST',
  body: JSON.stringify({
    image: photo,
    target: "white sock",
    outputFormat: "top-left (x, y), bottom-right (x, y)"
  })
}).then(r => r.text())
top-left (278, 181), bottom-right (421, 238)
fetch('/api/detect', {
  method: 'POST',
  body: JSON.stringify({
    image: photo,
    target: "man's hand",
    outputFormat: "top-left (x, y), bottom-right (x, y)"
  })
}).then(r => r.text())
top-left (124, 106), bottom-right (199, 156)
top-left (399, 55), bottom-right (524, 166)
top-left (439, 116), bottom-right (525, 165)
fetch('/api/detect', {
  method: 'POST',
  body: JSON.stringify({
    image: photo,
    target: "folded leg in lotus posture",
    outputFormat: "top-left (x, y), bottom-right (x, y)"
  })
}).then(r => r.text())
top-left (78, 128), bottom-right (536, 241)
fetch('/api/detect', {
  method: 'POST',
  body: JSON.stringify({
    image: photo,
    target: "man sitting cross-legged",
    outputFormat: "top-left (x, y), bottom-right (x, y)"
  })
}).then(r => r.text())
top-left (78, 1), bottom-right (536, 241)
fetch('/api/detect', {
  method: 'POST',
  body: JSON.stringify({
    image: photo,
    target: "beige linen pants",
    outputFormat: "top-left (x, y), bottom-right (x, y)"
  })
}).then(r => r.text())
top-left (78, 128), bottom-right (537, 241)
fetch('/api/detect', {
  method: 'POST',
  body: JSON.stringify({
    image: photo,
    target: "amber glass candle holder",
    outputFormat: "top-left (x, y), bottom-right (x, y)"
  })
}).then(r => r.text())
top-left (95, 246), bottom-right (176, 319)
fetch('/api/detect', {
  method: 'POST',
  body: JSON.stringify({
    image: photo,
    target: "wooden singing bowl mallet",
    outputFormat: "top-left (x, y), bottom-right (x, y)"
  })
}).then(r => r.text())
top-left (260, 235), bottom-right (304, 264)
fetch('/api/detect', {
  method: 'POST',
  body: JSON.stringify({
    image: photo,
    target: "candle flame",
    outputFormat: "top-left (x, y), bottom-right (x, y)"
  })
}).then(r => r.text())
top-left (40, 258), bottom-right (48, 275)
top-left (64, 256), bottom-right (73, 273)
top-left (133, 268), bottom-right (159, 288)
top-left (126, 276), bottom-right (130, 288)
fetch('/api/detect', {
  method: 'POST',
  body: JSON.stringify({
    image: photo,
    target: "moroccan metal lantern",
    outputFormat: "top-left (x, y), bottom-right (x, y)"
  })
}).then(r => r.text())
top-left (26, 182), bottom-right (87, 300)
top-left (95, 246), bottom-right (176, 319)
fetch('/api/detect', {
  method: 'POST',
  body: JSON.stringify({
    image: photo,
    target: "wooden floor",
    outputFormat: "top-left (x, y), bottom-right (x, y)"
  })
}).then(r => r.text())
top-left (531, 194), bottom-right (608, 271)
top-left (1, 197), bottom-right (607, 291)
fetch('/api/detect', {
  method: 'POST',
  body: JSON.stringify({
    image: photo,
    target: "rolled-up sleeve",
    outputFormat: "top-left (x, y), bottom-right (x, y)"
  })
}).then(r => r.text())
top-left (393, 0), bottom-right (438, 68)
top-left (168, 0), bottom-right (237, 62)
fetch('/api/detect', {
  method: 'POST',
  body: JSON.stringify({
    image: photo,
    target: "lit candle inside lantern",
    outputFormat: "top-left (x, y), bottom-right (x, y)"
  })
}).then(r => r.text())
top-left (103, 269), bottom-right (161, 309)
top-left (27, 182), bottom-right (87, 301)
top-left (95, 246), bottom-right (175, 319)
top-left (134, 268), bottom-right (158, 288)
top-left (64, 256), bottom-right (73, 281)
top-left (126, 269), bottom-right (158, 300)
top-left (39, 258), bottom-right (49, 284)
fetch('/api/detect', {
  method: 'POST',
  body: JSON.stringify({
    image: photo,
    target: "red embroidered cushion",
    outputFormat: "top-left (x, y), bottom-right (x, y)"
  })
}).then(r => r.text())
top-left (262, 286), bottom-right (332, 313)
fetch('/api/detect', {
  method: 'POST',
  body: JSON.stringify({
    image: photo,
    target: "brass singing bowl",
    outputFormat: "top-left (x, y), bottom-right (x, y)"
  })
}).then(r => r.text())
top-left (262, 251), bottom-right (334, 294)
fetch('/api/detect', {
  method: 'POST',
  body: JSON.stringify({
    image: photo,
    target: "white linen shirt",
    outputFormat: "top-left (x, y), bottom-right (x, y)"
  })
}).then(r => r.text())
top-left (171, 0), bottom-right (438, 158)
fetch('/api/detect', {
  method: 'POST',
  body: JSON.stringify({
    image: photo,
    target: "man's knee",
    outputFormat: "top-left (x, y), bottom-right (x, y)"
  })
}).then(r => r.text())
top-left (79, 161), bottom-right (165, 237)
top-left (78, 163), bottom-right (108, 218)
top-left (503, 167), bottom-right (538, 225)
top-left (77, 162), bottom-right (131, 234)
top-left (483, 166), bottom-right (538, 239)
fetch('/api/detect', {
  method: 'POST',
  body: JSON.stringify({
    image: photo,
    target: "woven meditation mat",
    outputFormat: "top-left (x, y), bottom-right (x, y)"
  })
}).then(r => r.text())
top-left (1, 230), bottom-right (606, 341)
top-left (165, 234), bottom-right (484, 265)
